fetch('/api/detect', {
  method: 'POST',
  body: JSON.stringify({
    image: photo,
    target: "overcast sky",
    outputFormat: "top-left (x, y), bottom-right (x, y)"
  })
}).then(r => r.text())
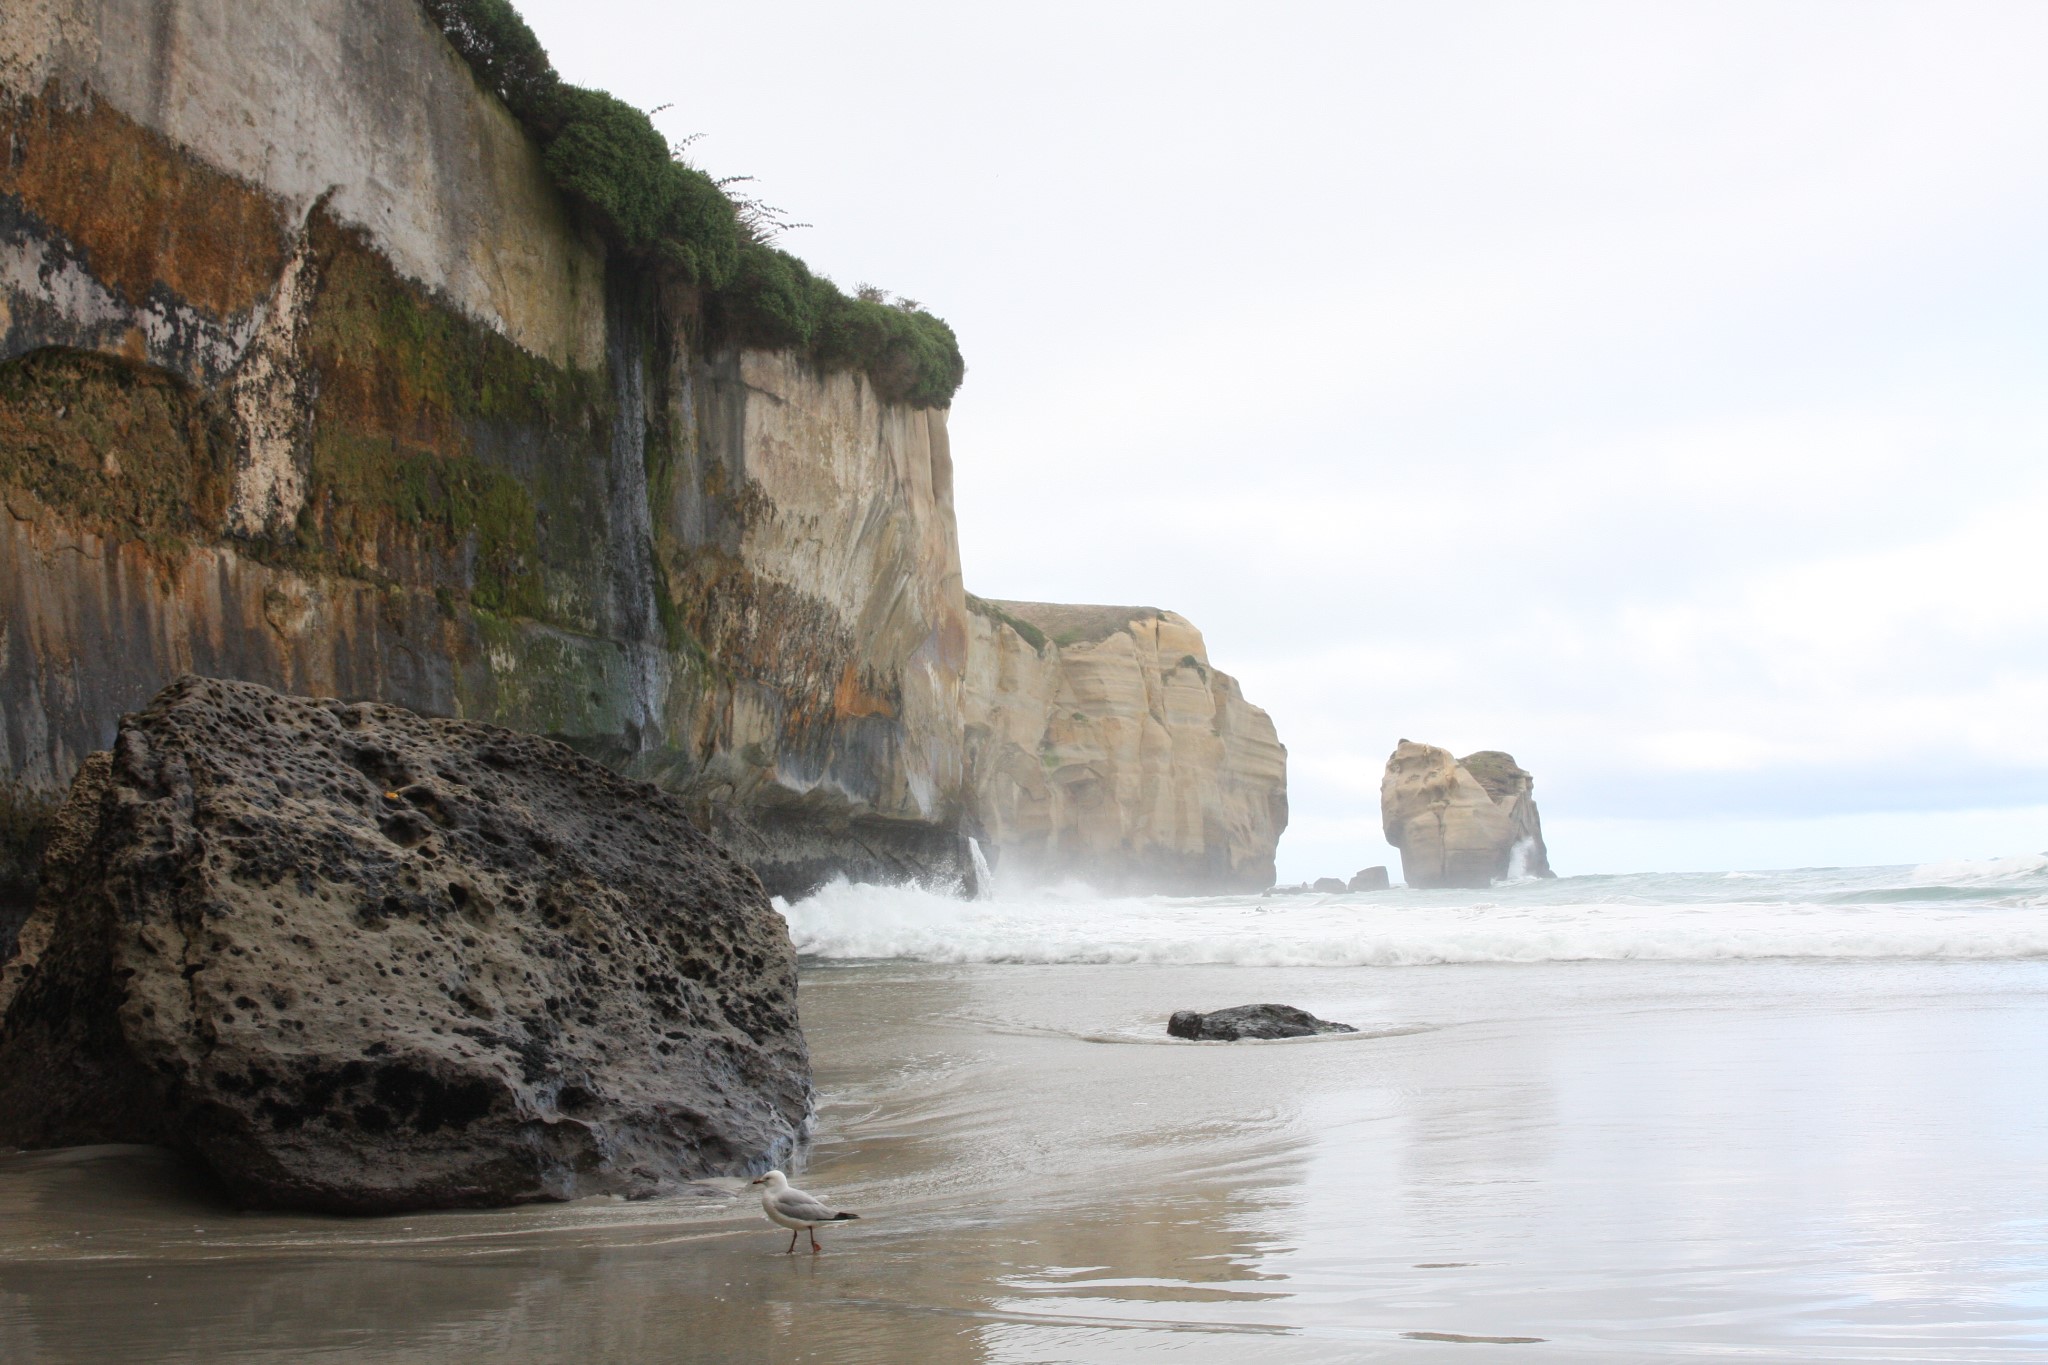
top-left (519, 0), bottom-right (2048, 879)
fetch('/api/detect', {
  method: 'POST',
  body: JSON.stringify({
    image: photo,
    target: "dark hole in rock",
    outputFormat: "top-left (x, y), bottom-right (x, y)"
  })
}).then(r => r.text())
top-left (400, 785), bottom-right (452, 826)
top-left (378, 812), bottom-right (429, 848)
top-left (357, 1064), bottom-right (497, 1134)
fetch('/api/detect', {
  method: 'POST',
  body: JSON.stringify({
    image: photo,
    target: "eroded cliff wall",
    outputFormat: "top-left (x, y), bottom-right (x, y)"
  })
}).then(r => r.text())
top-left (0, 0), bottom-right (972, 895)
top-left (658, 350), bottom-right (971, 887)
top-left (962, 600), bottom-right (1286, 892)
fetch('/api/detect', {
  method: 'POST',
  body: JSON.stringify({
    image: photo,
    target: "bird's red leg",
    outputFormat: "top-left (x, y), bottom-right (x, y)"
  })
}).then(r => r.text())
top-left (786, 1228), bottom-right (799, 1255)
top-left (810, 1228), bottom-right (822, 1254)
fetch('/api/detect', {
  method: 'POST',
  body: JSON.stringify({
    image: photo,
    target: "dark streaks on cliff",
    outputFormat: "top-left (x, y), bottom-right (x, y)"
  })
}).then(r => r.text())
top-left (0, 14), bottom-right (986, 899)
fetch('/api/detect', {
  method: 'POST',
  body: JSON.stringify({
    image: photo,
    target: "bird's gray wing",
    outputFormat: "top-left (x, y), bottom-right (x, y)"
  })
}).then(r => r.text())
top-left (771, 1188), bottom-right (840, 1222)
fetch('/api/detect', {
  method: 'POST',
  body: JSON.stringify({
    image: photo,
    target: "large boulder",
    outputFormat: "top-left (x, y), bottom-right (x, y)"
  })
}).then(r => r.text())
top-left (0, 676), bottom-right (811, 1212)
top-left (1167, 1004), bottom-right (1357, 1041)
top-left (1379, 741), bottom-right (1554, 889)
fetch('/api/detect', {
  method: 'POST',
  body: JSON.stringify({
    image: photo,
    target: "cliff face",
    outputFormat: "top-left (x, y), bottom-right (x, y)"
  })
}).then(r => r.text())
top-left (1380, 741), bottom-right (1552, 889)
top-left (0, 0), bottom-right (974, 895)
top-left (663, 351), bottom-right (970, 888)
top-left (1, 0), bottom-right (1283, 899)
top-left (962, 601), bottom-right (1286, 892)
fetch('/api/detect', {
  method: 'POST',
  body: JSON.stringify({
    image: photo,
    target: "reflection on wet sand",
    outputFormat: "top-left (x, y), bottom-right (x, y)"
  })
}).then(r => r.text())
top-left (5, 959), bottom-right (2048, 1361)
top-left (0, 966), bottom-right (1330, 1365)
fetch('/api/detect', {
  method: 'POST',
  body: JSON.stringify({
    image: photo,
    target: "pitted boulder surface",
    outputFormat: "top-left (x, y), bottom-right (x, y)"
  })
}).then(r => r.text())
top-left (0, 676), bottom-right (810, 1212)
top-left (1167, 1004), bottom-right (1357, 1041)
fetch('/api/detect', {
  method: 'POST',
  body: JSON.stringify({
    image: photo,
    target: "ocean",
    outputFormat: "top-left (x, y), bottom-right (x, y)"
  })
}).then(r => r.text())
top-left (4, 857), bottom-right (2047, 1361)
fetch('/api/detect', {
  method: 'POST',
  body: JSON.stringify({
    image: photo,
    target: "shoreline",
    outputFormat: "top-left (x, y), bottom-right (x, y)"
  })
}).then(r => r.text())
top-left (7, 950), bottom-right (2046, 1361)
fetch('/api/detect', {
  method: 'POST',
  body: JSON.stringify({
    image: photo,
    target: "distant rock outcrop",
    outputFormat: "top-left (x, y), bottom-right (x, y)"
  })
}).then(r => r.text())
top-left (1380, 741), bottom-right (1554, 889)
top-left (0, 677), bottom-right (810, 1213)
top-left (962, 600), bottom-right (1287, 892)
top-left (1348, 866), bottom-right (1391, 892)
top-left (1167, 1004), bottom-right (1357, 1041)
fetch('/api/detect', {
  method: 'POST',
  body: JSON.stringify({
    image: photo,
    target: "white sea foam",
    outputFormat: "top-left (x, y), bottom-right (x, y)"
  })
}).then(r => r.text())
top-left (1906, 851), bottom-right (2048, 886)
top-left (777, 862), bottom-right (2048, 967)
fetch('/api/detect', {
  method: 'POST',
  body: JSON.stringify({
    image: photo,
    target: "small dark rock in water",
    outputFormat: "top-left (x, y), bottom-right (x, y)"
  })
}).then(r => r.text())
top-left (0, 675), bottom-right (810, 1213)
top-left (1312, 876), bottom-right (1347, 893)
top-left (1261, 883), bottom-right (1314, 897)
top-left (1348, 865), bottom-right (1391, 892)
top-left (1167, 1004), bottom-right (1358, 1041)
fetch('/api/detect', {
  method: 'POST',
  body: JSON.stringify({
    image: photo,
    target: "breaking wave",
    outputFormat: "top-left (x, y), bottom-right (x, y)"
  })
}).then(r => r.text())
top-left (777, 854), bottom-right (2048, 968)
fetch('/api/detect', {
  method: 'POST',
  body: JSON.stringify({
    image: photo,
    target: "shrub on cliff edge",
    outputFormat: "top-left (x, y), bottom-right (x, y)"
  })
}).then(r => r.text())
top-left (537, 85), bottom-right (740, 284)
top-left (709, 246), bottom-right (964, 407)
top-left (419, 0), bottom-right (554, 112)
top-left (418, 0), bottom-right (963, 408)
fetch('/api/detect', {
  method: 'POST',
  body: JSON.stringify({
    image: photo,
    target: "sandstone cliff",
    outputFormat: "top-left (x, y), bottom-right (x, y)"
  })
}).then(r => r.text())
top-left (1380, 741), bottom-right (1552, 889)
top-left (0, 0), bottom-right (974, 895)
top-left (962, 600), bottom-right (1286, 892)
top-left (0, 0), bottom-right (1282, 899)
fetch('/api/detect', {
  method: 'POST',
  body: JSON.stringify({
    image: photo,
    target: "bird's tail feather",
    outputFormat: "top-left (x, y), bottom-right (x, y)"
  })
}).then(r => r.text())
top-left (834, 1211), bottom-right (860, 1220)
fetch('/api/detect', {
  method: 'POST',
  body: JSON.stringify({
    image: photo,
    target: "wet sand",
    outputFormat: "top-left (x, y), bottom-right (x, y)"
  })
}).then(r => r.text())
top-left (5, 957), bottom-right (2048, 1361)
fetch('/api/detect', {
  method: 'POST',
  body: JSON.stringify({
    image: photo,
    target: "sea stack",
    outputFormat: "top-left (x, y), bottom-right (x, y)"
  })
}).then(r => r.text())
top-left (1380, 741), bottom-right (1554, 889)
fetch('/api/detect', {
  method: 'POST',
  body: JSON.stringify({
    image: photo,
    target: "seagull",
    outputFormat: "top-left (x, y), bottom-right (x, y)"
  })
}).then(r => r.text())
top-left (749, 1169), bottom-right (860, 1254)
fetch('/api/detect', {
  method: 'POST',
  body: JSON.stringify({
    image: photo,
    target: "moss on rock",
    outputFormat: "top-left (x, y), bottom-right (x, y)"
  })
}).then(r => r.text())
top-left (0, 348), bottom-right (230, 559)
top-left (288, 216), bottom-right (611, 621)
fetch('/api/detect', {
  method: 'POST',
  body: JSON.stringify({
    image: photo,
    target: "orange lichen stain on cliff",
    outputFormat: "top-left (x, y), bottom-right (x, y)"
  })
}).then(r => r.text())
top-left (933, 616), bottom-right (968, 674)
top-left (0, 86), bottom-right (288, 316)
top-left (832, 662), bottom-right (895, 720)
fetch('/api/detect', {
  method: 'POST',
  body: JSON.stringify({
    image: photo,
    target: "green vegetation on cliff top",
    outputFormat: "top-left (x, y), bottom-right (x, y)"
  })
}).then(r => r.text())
top-left (981, 600), bottom-right (1166, 650)
top-left (420, 0), bottom-right (964, 408)
top-left (965, 594), bottom-right (1048, 654)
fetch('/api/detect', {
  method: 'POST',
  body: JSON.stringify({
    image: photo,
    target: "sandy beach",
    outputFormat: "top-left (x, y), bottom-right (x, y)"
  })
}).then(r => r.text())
top-left (6, 863), bottom-right (2048, 1361)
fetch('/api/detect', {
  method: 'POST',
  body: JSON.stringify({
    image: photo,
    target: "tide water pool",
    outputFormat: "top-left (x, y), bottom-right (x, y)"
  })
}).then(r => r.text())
top-left (5, 859), bottom-right (2048, 1361)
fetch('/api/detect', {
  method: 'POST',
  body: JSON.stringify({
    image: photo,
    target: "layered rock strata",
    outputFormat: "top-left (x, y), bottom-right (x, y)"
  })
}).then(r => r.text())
top-left (1380, 741), bottom-right (1553, 889)
top-left (962, 600), bottom-right (1286, 892)
top-left (0, 0), bottom-right (972, 896)
top-left (0, 676), bottom-right (808, 1211)
top-left (0, 0), bottom-right (1282, 900)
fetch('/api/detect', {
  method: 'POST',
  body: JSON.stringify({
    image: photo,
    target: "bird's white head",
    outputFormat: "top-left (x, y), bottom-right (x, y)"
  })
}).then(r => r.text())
top-left (749, 1170), bottom-right (789, 1189)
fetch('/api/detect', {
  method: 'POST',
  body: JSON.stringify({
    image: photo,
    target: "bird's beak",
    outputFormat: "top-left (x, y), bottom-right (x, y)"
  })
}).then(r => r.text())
top-left (748, 1175), bottom-right (766, 1185)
